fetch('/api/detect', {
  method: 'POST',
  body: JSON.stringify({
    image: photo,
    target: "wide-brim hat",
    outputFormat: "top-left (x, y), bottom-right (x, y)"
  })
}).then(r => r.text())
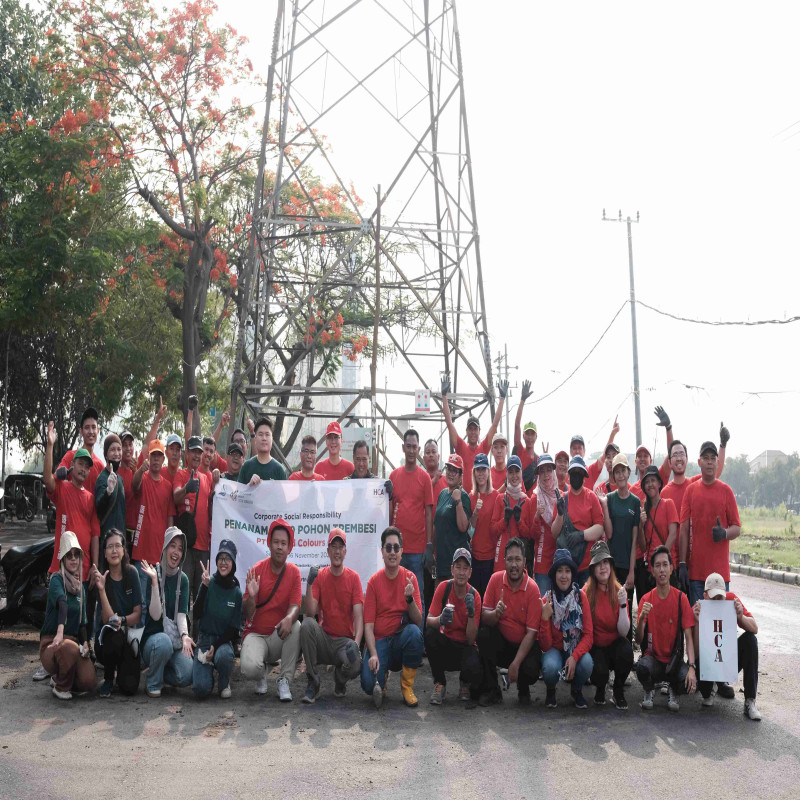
top-left (589, 540), bottom-right (614, 569)
top-left (549, 548), bottom-right (578, 581)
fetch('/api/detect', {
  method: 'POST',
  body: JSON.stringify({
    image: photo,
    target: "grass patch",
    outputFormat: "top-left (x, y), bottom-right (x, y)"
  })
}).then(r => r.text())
top-left (730, 506), bottom-right (800, 568)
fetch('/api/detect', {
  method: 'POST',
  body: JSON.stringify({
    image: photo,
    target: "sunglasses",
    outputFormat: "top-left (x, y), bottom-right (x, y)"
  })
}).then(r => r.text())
top-left (383, 543), bottom-right (401, 553)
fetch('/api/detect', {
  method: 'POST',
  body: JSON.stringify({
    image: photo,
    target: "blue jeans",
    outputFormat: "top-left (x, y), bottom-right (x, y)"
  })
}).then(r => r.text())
top-left (534, 573), bottom-right (552, 596)
top-left (192, 640), bottom-right (234, 697)
top-left (542, 647), bottom-right (594, 691)
top-left (142, 633), bottom-right (193, 693)
top-left (361, 625), bottom-right (424, 694)
top-left (133, 560), bottom-right (150, 605)
top-left (689, 578), bottom-right (728, 606)
top-left (401, 552), bottom-right (427, 618)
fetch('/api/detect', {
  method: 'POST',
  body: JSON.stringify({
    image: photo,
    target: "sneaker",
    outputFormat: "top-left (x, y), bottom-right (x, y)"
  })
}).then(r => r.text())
top-left (32, 665), bottom-right (50, 682)
top-left (545, 686), bottom-right (557, 708)
top-left (458, 682), bottom-right (471, 702)
top-left (667, 687), bottom-right (680, 712)
top-left (372, 681), bottom-right (384, 709)
top-left (220, 686), bottom-right (232, 699)
top-left (717, 682), bottom-right (735, 700)
top-left (477, 688), bottom-right (503, 707)
top-left (302, 675), bottom-right (320, 704)
top-left (594, 686), bottom-right (607, 706)
top-left (572, 689), bottom-right (588, 709)
top-left (254, 675), bottom-right (268, 695)
top-left (744, 698), bottom-right (762, 721)
top-left (641, 690), bottom-right (654, 710)
top-left (146, 688), bottom-right (161, 698)
top-left (430, 683), bottom-right (446, 705)
top-left (99, 680), bottom-right (112, 698)
top-left (52, 686), bottom-right (72, 700)
top-left (613, 688), bottom-right (628, 710)
top-left (701, 694), bottom-right (714, 707)
top-left (277, 677), bottom-right (292, 702)
top-left (660, 682), bottom-right (670, 696)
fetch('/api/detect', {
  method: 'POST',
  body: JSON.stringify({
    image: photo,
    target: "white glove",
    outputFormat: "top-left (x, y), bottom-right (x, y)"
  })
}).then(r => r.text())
top-left (106, 471), bottom-right (118, 495)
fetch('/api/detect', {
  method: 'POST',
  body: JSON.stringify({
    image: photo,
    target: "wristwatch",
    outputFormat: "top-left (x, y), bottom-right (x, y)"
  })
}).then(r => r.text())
top-left (405, 594), bottom-right (413, 604)
top-left (687, 662), bottom-right (696, 669)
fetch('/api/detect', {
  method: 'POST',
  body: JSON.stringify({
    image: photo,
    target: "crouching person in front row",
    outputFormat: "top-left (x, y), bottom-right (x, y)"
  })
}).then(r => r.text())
top-left (192, 539), bottom-right (242, 699)
top-left (425, 548), bottom-right (483, 707)
top-left (361, 526), bottom-right (424, 708)
top-left (635, 545), bottom-right (696, 711)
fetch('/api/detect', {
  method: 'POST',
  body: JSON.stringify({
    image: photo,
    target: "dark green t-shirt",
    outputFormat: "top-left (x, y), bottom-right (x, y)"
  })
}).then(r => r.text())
top-left (237, 456), bottom-right (286, 484)
top-left (41, 573), bottom-right (87, 637)
top-left (197, 578), bottom-right (243, 640)
top-left (434, 488), bottom-right (472, 577)
top-left (95, 565), bottom-right (143, 628)
top-left (606, 490), bottom-right (641, 568)
top-left (142, 569), bottom-right (190, 646)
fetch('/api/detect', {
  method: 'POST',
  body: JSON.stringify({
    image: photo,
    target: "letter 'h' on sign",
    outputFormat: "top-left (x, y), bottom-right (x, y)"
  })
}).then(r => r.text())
top-left (698, 600), bottom-right (738, 683)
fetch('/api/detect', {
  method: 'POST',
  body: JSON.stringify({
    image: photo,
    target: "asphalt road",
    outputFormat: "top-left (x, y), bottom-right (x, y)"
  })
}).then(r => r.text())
top-left (1, 520), bottom-right (799, 799)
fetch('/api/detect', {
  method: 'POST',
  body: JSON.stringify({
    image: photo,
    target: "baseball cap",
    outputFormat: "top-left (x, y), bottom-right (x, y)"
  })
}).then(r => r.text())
top-left (466, 416), bottom-right (480, 429)
top-left (641, 464), bottom-right (663, 490)
top-left (605, 442), bottom-right (621, 456)
top-left (148, 439), bottom-right (165, 456)
top-left (555, 450), bottom-right (569, 462)
top-left (445, 453), bottom-right (464, 471)
top-left (473, 453), bottom-right (490, 469)
top-left (492, 432), bottom-right (508, 446)
top-left (186, 435), bottom-right (203, 451)
top-left (507, 455), bottom-right (522, 471)
top-left (636, 445), bottom-right (652, 458)
top-left (73, 448), bottom-right (94, 465)
top-left (80, 406), bottom-right (99, 426)
top-left (452, 547), bottom-right (472, 566)
top-left (227, 442), bottom-right (244, 456)
top-left (568, 455), bottom-right (589, 475)
top-left (523, 422), bottom-right (537, 434)
top-left (570, 434), bottom-right (585, 446)
top-left (326, 421), bottom-right (343, 437)
top-left (535, 453), bottom-right (555, 473)
top-left (611, 453), bottom-right (630, 471)
top-left (327, 527), bottom-right (346, 546)
top-left (165, 433), bottom-right (182, 448)
top-left (120, 430), bottom-right (134, 443)
top-left (704, 572), bottom-right (726, 599)
top-left (700, 441), bottom-right (719, 457)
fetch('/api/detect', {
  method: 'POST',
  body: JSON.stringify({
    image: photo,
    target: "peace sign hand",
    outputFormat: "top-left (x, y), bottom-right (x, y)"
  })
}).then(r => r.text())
top-left (201, 560), bottom-right (211, 587)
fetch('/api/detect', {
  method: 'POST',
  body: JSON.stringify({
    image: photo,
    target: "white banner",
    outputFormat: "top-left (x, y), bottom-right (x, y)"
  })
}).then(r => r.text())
top-left (210, 478), bottom-right (388, 592)
top-left (698, 600), bottom-right (739, 683)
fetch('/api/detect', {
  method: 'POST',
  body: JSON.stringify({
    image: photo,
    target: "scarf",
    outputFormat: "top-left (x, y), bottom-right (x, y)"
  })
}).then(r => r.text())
top-left (213, 570), bottom-right (239, 591)
top-left (61, 560), bottom-right (83, 629)
top-left (537, 470), bottom-right (557, 525)
top-left (159, 549), bottom-right (182, 621)
top-left (552, 582), bottom-right (584, 656)
top-left (506, 481), bottom-right (525, 501)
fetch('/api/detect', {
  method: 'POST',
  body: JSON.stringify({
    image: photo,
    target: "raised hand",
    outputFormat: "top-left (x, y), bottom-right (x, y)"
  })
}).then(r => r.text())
top-left (439, 605), bottom-right (454, 626)
top-left (246, 417), bottom-right (255, 435)
top-left (307, 565), bottom-right (320, 586)
top-left (188, 394), bottom-right (198, 411)
top-left (246, 567), bottom-right (260, 598)
top-left (201, 560), bottom-right (210, 587)
top-left (140, 560), bottom-right (157, 582)
top-left (55, 466), bottom-right (70, 481)
top-left (404, 573), bottom-right (415, 600)
top-left (555, 488), bottom-right (566, 516)
top-left (497, 379), bottom-right (509, 399)
top-left (440, 376), bottom-right (451, 397)
top-left (106, 463), bottom-right (118, 494)
top-left (654, 405), bottom-right (671, 429)
top-left (541, 591), bottom-right (553, 621)
top-left (185, 469), bottom-right (200, 494)
top-left (46, 421), bottom-right (57, 449)
top-left (221, 407), bottom-right (231, 427)
top-left (94, 568), bottom-right (108, 592)
top-left (520, 379), bottom-right (532, 402)
top-left (611, 415), bottom-right (620, 437)
top-left (157, 395), bottom-right (167, 419)
top-left (720, 421), bottom-right (730, 448)
top-left (712, 516), bottom-right (727, 543)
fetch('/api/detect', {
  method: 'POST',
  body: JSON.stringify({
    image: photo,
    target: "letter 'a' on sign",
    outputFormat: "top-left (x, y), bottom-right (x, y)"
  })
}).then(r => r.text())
top-left (415, 389), bottom-right (431, 414)
top-left (698, 600), bottom-right (738, 684)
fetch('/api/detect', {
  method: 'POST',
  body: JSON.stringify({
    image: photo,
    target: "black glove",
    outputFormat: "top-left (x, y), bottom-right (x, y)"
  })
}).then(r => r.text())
top-left (497, 379), bottom-right (509, 399)
top-left (503, 495), bottom-right (513, 523)
top-left (712, 516), bottom-right (727, 543)
top-left (55, 466), bottom-right (70, 481)
top-left (464, 591), bottom-right (475, 618)
top-left (307, 565), bottom-right (320, 586)
top-left (678, 562), bottom-right (689, 594)
top-left (513, 503), bottom-right (523, 523)
top-left (423, 542), bottom-right (435, 571)
top-left (555, 488), bottom-right (566, 516)
top-left (520, 379), bottom-right (532, 402)
top-left (384, 479), bottom-right (393, 500)
top-left (185, 469), bottom-right (200, 494)
top-left (439, 605), bottom-right (454, 626)
top-left (441, 377), bottom-right (451, 397)
top-left (654, 405), bottom-right (671, 430)
top-left (720, 421), bottom-right (730, 448)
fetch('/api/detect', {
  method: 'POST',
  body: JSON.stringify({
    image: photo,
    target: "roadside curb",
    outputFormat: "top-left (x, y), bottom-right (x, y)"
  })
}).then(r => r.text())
top-left (730, 561), bottom-right (800, 586)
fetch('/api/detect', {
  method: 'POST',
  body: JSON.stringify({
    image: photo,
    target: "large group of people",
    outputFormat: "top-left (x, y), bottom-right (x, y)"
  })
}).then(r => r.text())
top-left (35, 385), bottom-right (761, 720)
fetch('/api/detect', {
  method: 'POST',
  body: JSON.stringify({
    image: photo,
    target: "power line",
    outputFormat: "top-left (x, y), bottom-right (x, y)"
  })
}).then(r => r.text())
top-left (637, 300), bottom-right (800, 327)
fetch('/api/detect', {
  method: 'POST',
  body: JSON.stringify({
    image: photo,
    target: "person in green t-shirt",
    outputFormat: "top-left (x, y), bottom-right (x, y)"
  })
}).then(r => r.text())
top-left (238, 417), bottom-right (287, 485)
top-left (602, 453), bottom-right (640, 626)
top-left (433, 454), bottom-right (472, 581)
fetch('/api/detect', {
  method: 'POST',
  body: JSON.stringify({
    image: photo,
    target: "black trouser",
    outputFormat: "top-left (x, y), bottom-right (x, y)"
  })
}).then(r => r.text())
top-left (477, 625), bottom-right (541, 694)
top-left (470, 559), bottom-right (494, 598)
top-left (591, 637), bottom-right (634, 691)
top-left (613, 566), bottom-right (635, 642)
top-left (94, 627), bottom-right (141, 695)
top-left (425, 629), bottom-right (482, 696)
top-left (424, 569), bottom-right (435, 620)
top-left (698, 631), bottom-right (759, 700)
top-left (636, 654), bottom-right (690, 694)
top-left (634, 558), bottom-right (652, 607)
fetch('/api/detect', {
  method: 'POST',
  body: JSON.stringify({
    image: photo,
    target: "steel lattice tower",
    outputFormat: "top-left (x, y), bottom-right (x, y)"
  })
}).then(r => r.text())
top-left (230, 0), bottom-right (494, 469)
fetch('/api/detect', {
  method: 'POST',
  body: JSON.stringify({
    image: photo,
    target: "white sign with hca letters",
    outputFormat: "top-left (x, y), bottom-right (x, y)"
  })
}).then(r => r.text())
top-left (698, 600), bottom-right (738, 683)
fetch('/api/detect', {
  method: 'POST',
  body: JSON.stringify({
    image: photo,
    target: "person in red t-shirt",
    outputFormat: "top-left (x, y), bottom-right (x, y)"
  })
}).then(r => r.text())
top-left (555, 450), bottom-right (569, 492)
top-left (584, 541), bottom-right (633, 710)
top-left (389, 429), bottom-right (434, 613)
top-left (316, 421), bottom-right (355, 480)
top-left (118, 431), bottom-right (140, 549)
top-left (198, 435), bottom-right (227, 476)
top-left (361, 526), bottom-right (424, 708)
top-left (568, 417), bottom-right (619, 491)
top-left (441, 376), bottom-right (506, 494)
top-left (691, 572), bottom-right (762, 720)
top-left (489, 432), bottom-right (508, 490)
top-left (425, 548), bottom-right (482, 706)
top-left (300, 528), bottom-right (364, 702)
top-left (289, 435), bottom-right (325, 481)
top-left (513, 379), bottom-right (539, 492)
top-left (466, 453), bottom-right (497, 596)
top-left (639, 464), bottom-right (679, 578)
top-left (477, 537), bottom-right (543, 706)
top-left (540, 548), bottom-right (595, 709)
top-left (635, 545), bottom-right (697, 711)
top-left (241, 519), bottom-right (302, 701)
top-left (528, 454), bottom-right (559, 594)
top-left (423, 439), bottom-right (447, 496)
top-left (490, 456), bottom-right (530, 573)
top-left (56, 407), bottom-right (105, 493)
top-left (550, 456), bottom-right (604, 585)
top-left (679, 441), bottom-right (741, 605)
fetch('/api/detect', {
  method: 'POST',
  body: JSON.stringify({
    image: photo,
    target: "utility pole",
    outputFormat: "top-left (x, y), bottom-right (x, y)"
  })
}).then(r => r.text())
top-left (370, 187), bottom-right (381, 474)
top-left (603, 209), bottom-right (642, 447)
top-left (494, 345), bottom-right (517, 438)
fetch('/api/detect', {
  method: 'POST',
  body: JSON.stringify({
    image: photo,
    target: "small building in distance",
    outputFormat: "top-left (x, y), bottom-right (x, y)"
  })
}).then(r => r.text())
top-left (748, 450), bottom-right (788, 473)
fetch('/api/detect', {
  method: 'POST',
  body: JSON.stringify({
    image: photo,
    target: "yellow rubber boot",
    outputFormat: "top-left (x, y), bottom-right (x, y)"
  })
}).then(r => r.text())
top-left (401, 666), bottom-right (419, 707)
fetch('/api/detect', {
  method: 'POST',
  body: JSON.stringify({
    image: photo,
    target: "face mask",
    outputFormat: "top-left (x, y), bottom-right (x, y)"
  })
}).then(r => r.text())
top-left (109, 460), bottom-right (121, 472)
top-left (569, 472), bottom-right (584, 491)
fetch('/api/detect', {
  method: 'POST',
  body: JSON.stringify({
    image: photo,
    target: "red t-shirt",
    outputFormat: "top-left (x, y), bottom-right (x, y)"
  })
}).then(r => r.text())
top-left (483, 571), bottom-right (542, 644)
top-left (243, 559), bottom-right (302, 637)
top-left (490, 492), bottom-right (530, 572)
top-left (642, 497), bottom-right (679, 566)
top-left (431, 474), bottom-right (448, 498)
top-left (529, 493), bottom-right (557, 576)
top-left (47, 480), bottom-right (100, 581)
top-left (289, 471), bottom-right (324, 481)
top-left (586, 456), bottom-right (604, 491)
top-left (517, 447), bottom-right (537, 472)
top-left (638, 586), bottom-right (695, 663)
top-left (563, 487), bottom-right (604, 571)
top-left (539, 589), bottom-right (594, 660)
top-left (454, 435), bottom-right (490, 494)
top-left (58, 449), bottom-right (105, 494)
top-left (630, 458), bottom-right (671, 500)
top-left (661, 474), bottom-right (702, 521)
top-left (131, 472), bottom-right (176, 564)
top-left (469, 489), bottom-right (498, 561)
top-left (364, 567), bottom-right (422, 640)
top-left (199, 454), bottom-right (228, 475)
top-left (490, 465), bottom-right (507, 490)
top-left (174, 468), bottom-right (213, 551)
top-left (722, 591), bottom-right (753, 629)
top-left (389, 466), bottom-right (434, 554)
top-left (429, 580), bottom-right (482, 644)
top-left (311, 566), bottom-right (364, 639)
top-left (681, 479), bottom-right (740, 582)
top-left (591, 587), bottom-right (628, 647)
top-left (316, 458), bottom-right (355, 481)
top-left (120, 464), bottom-right (138, 531)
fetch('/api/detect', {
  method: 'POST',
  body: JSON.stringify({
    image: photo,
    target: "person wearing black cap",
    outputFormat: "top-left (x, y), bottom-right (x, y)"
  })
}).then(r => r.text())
top-left (118, 430), bottom-right (139, 550)
top-left (594, 442), bottom-right (622, 498)
top-left (441, 377), bottom-right (506, 494)
top-left (56, 406), bottom-right (105, 493)
top-left (540, 548), bottom-right (594, 709)
top-left (567, 416), bottom-right (619, 491)
top-left (223, 441), bottom-right (245, 480)
top-left (584, 541), bottom-right (633, 709)
top-left (679, 441), bottom-right (741, 605)
top-left (426, 548), bottom-right (482, 706)
top-left (192, 539), bottom-right (242, 698)
top-left (639, 464), bottom-right (679, 589)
